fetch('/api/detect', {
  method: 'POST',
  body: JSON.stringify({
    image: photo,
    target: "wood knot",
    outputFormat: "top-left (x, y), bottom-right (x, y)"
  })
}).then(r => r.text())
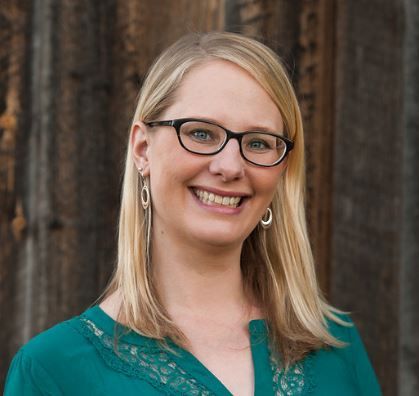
top-left (11, 199), bottom-right (27, 241)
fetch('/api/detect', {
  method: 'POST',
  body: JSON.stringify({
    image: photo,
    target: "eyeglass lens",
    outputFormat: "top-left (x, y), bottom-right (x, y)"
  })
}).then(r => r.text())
top-left (179, 120), bottom-right (287, 166)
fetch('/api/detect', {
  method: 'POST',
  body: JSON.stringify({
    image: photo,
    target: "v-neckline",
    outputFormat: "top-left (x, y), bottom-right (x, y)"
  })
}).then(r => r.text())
top-left (84, 305), bottom-right (273, 396)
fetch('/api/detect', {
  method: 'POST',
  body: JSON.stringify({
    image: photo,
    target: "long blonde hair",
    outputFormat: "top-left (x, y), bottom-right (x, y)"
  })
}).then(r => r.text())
top-left (98, 31), bottom-right (348, 367)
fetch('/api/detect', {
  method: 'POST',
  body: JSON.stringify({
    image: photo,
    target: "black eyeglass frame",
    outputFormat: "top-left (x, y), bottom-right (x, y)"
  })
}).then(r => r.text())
top-left (145, 118), bottom-right (294, 167)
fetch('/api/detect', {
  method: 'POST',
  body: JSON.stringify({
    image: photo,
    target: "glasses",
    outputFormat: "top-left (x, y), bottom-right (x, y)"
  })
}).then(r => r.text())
top-left (145, 118), bottom-right (294, 167)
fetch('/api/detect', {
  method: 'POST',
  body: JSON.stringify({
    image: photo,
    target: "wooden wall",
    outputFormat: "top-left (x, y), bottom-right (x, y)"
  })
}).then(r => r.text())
top-left (1, 1), bottom-right (418, 394)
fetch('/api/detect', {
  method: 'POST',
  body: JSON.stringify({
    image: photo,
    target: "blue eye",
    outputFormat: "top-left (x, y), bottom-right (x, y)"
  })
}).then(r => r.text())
top-left (191, 129), bottom-right (213, 141)
top-left (247, 139), bottom-right (272, 151)
top-left (180, 122), bottom-right (224, 149)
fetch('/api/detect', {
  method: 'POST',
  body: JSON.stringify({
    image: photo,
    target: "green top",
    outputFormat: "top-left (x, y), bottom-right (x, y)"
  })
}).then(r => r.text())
top-left (4, 305), bottom-right (381, 395)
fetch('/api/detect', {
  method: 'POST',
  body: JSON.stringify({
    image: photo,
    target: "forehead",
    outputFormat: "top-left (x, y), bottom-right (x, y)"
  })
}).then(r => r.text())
top-left (162, 60), bottom-right (283, 132)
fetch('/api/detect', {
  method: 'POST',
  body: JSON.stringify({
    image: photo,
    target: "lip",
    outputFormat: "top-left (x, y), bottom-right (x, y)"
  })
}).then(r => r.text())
top-left (189, 187), bottom-right (248, 214)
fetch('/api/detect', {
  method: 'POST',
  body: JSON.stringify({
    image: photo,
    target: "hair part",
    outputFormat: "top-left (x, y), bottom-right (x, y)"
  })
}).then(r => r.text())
top-left (96, 31), bottom-right (350, 368)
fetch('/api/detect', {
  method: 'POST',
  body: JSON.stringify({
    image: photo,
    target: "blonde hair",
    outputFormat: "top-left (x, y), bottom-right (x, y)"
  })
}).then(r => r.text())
top-left (98, 31), bottom-right (348, 367)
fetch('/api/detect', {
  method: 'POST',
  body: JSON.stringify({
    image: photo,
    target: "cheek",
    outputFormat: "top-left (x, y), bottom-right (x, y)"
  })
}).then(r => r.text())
top-left (251, 167), bottom-right (283, 199)
top-left (149, 136), bottom-right (181, 178)
top-left (149, 141), bottom-right (205, 196)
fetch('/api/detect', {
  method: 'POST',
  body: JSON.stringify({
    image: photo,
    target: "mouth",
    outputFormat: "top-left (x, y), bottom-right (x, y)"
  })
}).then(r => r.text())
top-left (191, 188), bottom-right (246, 208)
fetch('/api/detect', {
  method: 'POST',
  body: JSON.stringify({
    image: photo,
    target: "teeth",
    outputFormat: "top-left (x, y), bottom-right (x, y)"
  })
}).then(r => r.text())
top-left (193, 189), bottom-right (242, 208)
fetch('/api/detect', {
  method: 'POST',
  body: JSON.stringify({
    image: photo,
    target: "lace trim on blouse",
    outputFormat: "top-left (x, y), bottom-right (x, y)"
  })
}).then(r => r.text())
top-left (270, 353), bottom-right (315, 395)
top-left (72, 314), bottom-right (314, 395)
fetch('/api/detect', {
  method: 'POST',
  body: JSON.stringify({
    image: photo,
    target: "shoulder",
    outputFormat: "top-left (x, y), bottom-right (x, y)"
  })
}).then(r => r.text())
top-left (323, 312), bottom-right (367, 368)
top-left (5, 311), bottom-right (100, 395)
top-left (310, 312), bottom-right (382, 396)
top-left (325, 311), bottom-right (373, 361)
top-left (325, 312), bottom-right (354, 342)
top-left (17, 313), bottom-right (89, 366)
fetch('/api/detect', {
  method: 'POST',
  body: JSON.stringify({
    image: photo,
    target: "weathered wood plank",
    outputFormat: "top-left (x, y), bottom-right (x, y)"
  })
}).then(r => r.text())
top-left (296, 0), bottom-right (336, 295)
top-left (400, 1), bottom-right (419, 394)
top-left (0, 0), bottom-right (30, 385)
top-left (331, 1), bottom-right (404, 393)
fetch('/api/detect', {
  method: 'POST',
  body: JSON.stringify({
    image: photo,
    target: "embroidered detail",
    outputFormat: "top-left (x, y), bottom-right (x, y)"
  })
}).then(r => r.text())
top-left (71, 314), bottom-right (315, 395)
top-left (73, 317), bottom-right (215, 395)
top-left (270, 352), bottom-right (315, 395)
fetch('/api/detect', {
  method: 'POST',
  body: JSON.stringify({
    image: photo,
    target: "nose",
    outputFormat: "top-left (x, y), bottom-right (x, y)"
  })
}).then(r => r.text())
top-left (208, 138), bottom-right (245, 181)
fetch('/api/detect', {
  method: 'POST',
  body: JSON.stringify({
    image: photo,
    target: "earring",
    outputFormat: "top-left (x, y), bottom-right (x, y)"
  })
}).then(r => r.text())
top-left (141, 182), bottom-right (150, 210)
top-left (137, 166), bottom-right (150, 209)
top-left (260, 207), bottom-right (272, 229)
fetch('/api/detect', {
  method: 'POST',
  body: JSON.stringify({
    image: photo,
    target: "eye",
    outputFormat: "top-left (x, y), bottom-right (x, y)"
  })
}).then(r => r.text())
top-left (246, 138), bottom-right (272, 151)
top-left (190, 129), bottom-right (214, 142)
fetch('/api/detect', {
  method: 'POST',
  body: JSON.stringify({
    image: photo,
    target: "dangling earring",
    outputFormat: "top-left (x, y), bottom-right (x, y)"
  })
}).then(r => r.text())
top-left (138, 167), bottom-right (150, 210)
top-left (141, 183), bottom-right (150, 210)
top-left (260, 207), bottom-right (272, 229)
top-left (138, 168), bottom-right (150, 210)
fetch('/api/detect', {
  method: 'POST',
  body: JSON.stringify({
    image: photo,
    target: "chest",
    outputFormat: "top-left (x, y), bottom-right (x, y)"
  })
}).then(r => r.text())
top-left (188, 340), bottom-right (255, 396)
top-left (184, 325), bottom-right (256, 396)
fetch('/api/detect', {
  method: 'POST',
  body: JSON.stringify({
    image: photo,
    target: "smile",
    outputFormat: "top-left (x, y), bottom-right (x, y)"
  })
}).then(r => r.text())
top-left (193, 188), bottom-right (243, 208)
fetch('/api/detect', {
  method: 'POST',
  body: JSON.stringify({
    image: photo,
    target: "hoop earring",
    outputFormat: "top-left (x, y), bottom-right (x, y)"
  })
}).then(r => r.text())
top-left (141, 183), bottom-right (150, 210)
top-left (260, 207), bottom-right (272, 229)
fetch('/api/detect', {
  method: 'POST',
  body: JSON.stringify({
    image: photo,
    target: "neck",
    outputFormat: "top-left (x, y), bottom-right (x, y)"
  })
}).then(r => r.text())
top-left (151, 224), bottom-right (257, 323)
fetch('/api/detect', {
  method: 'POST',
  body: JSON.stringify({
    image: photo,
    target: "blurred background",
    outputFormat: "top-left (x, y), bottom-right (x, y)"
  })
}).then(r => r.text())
top-left (1, 0), bottom-right (418, 394)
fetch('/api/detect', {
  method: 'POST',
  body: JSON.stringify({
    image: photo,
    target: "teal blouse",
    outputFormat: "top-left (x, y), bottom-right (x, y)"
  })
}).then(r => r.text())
top-left (4, 305), bottom-right (381, 395)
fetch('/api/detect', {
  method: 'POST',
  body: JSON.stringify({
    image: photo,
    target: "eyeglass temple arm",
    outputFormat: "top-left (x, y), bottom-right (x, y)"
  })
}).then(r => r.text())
top-left (145, 120), bottom-right (174, 127)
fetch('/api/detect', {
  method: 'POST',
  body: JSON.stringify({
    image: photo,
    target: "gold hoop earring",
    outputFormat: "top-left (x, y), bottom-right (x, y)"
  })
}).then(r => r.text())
top-left (141, 183), bottom-right (150, 210)
top-left (260, 207), bottom-right (272, 229)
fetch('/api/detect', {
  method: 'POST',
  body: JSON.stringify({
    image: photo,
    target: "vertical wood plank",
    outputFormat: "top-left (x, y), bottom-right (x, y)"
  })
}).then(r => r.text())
top-left (400, 0), bottom-right (419, 394)
top-left (0, 0), bottom-right (30, 383)
top-left (331, 1), bottom-right (404, 393)
top-left (297, 0), bottom-right (336, 295)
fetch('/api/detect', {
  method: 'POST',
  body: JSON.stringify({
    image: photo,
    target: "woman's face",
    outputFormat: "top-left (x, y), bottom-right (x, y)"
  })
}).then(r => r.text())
top-left (132, 60), bottom-right (286, 250)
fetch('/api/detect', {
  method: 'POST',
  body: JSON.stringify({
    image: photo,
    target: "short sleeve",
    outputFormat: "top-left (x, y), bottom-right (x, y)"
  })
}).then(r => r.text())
top-left (4, 348), bottom-right (63, 396)
top-left (346, 319), bottom-right (382, 396)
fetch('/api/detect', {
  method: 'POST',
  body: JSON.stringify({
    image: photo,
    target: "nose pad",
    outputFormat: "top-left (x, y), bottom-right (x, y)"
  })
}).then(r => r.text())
top-left (208, 139), bottom-right (245, 180)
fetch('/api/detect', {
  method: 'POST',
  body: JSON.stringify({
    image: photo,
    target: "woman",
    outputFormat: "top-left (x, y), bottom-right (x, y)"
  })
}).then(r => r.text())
top-left (5, 32), bottom-right (381, 395)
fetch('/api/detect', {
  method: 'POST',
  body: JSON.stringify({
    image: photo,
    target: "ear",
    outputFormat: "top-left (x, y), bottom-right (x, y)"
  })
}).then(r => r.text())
top-left (131, 121), bottom-right (151, 177)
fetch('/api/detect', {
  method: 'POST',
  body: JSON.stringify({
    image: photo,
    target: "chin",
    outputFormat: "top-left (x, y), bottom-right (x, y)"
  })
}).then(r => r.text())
top-left (199, 239), bottom-right (243, 250)
top-left (190, 226), bottom-right (248, 250)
